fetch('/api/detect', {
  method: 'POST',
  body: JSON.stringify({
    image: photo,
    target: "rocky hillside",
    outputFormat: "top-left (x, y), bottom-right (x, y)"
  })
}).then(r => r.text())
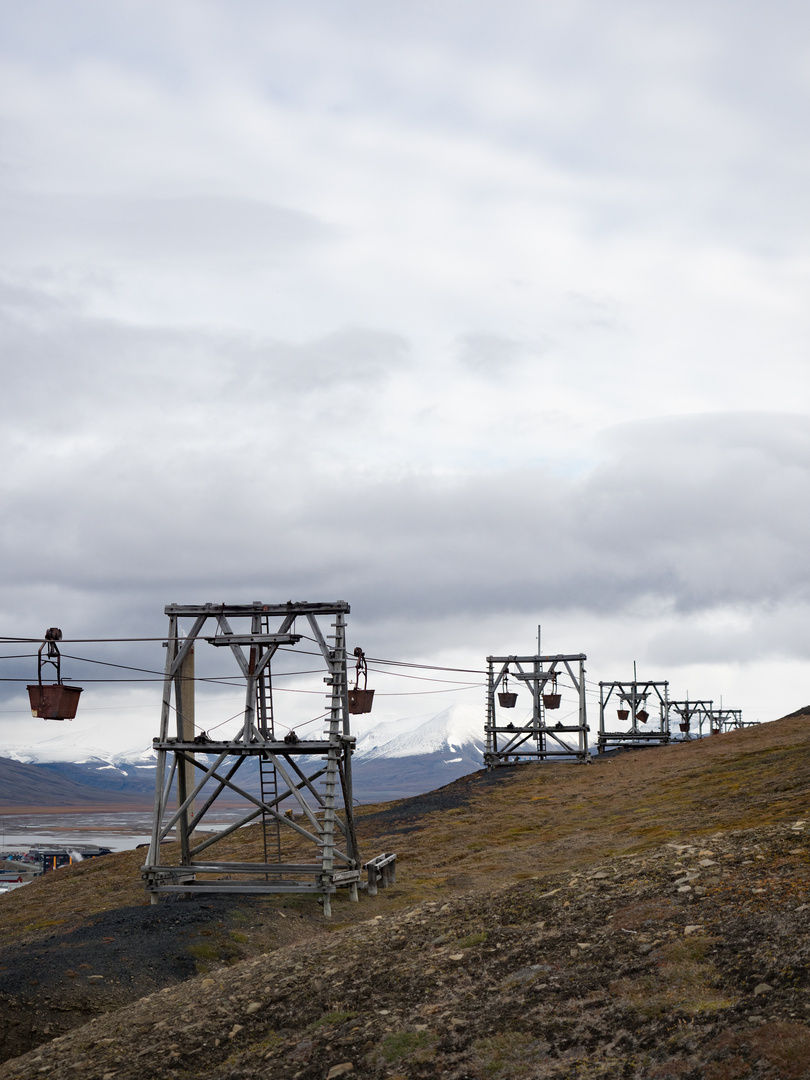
top-left (1, 714), bottom-right (810, 1078)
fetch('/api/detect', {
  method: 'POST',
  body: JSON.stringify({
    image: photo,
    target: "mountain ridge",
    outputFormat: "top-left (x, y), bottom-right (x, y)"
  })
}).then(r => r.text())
top-left (0, 703), bottom-right (488, 806)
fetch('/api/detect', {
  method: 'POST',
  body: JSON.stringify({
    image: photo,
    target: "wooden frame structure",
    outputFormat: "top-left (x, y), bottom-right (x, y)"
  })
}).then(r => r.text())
top-left (597, 678), bottom-right (670, 752)
top-left (669, 698), bottom-right (714, 740)
top-left (708, 706), bottom-right (743, 734)
top-left (141, 602), bottom-right (360, 916)
top-left (484, 652), bottom-right (589, 768)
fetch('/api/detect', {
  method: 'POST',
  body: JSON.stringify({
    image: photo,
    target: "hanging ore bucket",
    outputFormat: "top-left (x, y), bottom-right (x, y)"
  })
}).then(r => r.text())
top-left (542, 673), bottom-right (561, 709)
top-left (498, 670), bottom-right (517, 708)
top-left (27, 628), bottom-right (83, 720)
top-left (679, 722), bottom-right (689, 732)
top-left (348, 646), bottom-right (375, 714)
top-left (636, 709), bottom-right (649, 724)
top-left (617, 709), bottom-right (629, 720)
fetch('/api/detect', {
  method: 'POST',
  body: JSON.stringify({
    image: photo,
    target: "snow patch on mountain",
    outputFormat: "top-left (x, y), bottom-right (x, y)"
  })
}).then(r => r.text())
top-left (1, 718), bottom-right (155, 771)
top-left (354, 703), bottom-right (484, 762)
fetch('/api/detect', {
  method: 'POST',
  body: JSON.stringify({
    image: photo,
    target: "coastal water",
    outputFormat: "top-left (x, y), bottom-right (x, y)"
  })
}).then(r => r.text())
top-left (0, 808), bottom-right (247, 854)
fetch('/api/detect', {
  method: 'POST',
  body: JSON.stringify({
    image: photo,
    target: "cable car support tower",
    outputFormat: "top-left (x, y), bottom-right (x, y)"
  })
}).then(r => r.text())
top-left (709, 706), bottom-right (743, 734)
top-left (141, 602), bottom-right (360, 916)
top-left (669, 698), bottom-right (714, 740)
top-left (597, 673), bottom-right (671, 753)
top-left (484, 640), bottom-right (589, 768)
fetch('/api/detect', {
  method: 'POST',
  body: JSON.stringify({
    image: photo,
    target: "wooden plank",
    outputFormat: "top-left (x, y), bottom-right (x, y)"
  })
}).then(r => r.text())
top-left (165, 602), bottom-right (350, 617)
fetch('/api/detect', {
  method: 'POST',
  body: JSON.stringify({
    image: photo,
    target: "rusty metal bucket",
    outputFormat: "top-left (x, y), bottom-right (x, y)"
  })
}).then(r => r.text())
top-left (348, 688), bottom-right (375, 714)
top-left (498, 692), bottom-right (517, 708)
top-left (617, 709), bottom-right (629, 720)
top-left (543, 693), bottom-right (561, 710)
top-left (27, 684), bottom-right (83, 721)
top-left (679, 722), bottom-right (689, 732)
top-left (636, 710), bottom-right (649, 724)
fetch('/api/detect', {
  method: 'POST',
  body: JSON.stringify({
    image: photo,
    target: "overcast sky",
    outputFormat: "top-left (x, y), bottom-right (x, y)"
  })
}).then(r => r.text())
top-left (1, 0), bottom-right (809, 751)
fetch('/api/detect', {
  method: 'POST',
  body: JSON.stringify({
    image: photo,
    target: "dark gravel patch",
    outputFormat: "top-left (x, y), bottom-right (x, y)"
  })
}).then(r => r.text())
top-left (0, 894), bottom-right (313, 1064)
top-left (360, 767), bottom-right (519, 830)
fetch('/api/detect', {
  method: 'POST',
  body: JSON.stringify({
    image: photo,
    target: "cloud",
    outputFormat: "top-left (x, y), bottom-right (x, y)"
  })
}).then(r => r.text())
top-left (1, 1), bottom-right (810, 734)
top-left (0, 192), bottom-right (334, 263)
top-left (2, 296), bottom-right (808, 639)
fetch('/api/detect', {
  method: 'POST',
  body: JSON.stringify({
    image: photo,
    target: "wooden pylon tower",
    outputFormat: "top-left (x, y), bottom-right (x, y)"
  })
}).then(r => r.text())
top-left (597, 676), bottom-right (671, 752)
top-left (141, 602), bottom-right (360, 916)
top-left (669, 698), bottom-right (714, 740)
top-left (484, 646), bottom-right (590, 767)
top-left (709, 706), bottom-right (743, 733)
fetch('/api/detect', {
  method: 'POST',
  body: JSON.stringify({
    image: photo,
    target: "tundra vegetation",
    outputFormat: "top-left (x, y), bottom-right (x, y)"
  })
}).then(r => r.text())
top-left (1, 714), bottom-right (810, 1077)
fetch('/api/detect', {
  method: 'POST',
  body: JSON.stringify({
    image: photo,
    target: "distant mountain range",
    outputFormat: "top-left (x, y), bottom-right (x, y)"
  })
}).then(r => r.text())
top-left (0, 700), bottom-right (767, 810)
top-left (0, 756), bottom-right (151, 809)
top-left (0, 703), bottom-right (487, 807)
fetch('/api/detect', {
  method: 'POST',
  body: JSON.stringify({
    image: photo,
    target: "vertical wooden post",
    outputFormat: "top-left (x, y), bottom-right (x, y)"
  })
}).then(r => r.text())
top-left (148, 614), bottom-right (178, 903)
top-left (485, 657), bottom-right (495, 767)
top-left (177, 645), bottom-right (195, 858)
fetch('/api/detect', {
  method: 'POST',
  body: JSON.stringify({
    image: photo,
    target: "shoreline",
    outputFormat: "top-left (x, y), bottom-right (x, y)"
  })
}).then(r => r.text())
top-left (0, 802), bottom-right (154, 816)
top-left (0, 802), bottom-right (246, 817)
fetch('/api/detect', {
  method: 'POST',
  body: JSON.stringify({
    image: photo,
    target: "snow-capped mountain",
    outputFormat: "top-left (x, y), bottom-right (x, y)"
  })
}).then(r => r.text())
top-left (353, 702), bottom-right (484, 761)
top-left (1, 716), bottom-right (155, 768)
top-left (0, 718), bottom-right (158, 794)
top-left (0, 704), bottom-right (488, 804)
top-left (350, 703), bottom-right (485, 801)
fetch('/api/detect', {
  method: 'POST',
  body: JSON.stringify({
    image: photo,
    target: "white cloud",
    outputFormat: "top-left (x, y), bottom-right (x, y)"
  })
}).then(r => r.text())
top-left (0, 1), bottom-right (809, 746)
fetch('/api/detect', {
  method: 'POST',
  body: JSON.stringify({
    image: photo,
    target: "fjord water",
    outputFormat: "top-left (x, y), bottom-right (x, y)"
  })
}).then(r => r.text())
top-left (0, 808), bottom-right (246, 853)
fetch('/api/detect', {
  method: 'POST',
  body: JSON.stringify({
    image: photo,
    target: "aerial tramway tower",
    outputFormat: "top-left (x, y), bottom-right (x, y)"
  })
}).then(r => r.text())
top-left (669, 698), bottom-right (714, 740)
top-left (484, 633), bottom-right (589, 767)
top-left (708, 706), bottom-right (743, 734)
top-left (141, 601), bottom-right (361, 916)
top-left (597, 673), bottom-right (670, 752)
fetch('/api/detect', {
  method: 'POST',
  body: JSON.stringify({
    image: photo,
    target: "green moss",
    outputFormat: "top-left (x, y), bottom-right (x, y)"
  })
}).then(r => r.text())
top-left (473, 1032), bottom-right (551, 1078)
top-left (379, 1030), bottom-right (434, 1063)
top-left (456, 931), bottom-right (488, 948)
top-left (187, 942), bottom-right (221, 961)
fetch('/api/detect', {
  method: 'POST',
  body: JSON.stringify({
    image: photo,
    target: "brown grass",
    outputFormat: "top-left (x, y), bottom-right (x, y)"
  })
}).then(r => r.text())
top-left (611, 935), bottom-right (735, 1018)
top-left (2, 714), bottom-right (810, 948)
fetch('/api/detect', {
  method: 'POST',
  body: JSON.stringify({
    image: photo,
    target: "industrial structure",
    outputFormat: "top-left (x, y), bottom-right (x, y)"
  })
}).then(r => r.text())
top-left (597, 676), bottom-right (670, 752)
top-left (141, 601), bottom-right (362, 915)
top-left (484, 639), bottom-right (589, 767)
top-left (669, 698), bottom-right (714, 740)
top-left (709, 707), bottom-right (744, 734)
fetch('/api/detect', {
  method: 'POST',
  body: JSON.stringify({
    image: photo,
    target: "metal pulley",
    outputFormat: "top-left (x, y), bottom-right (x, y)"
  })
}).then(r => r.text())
top-left (26, 627), bottom-right (83, 720)
top-left (348, 646), bottom-right (374, 714)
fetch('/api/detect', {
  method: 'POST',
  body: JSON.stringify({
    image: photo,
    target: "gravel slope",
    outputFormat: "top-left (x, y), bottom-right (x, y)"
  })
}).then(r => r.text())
top-left (2, 821), bottom-right (809, 1079)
